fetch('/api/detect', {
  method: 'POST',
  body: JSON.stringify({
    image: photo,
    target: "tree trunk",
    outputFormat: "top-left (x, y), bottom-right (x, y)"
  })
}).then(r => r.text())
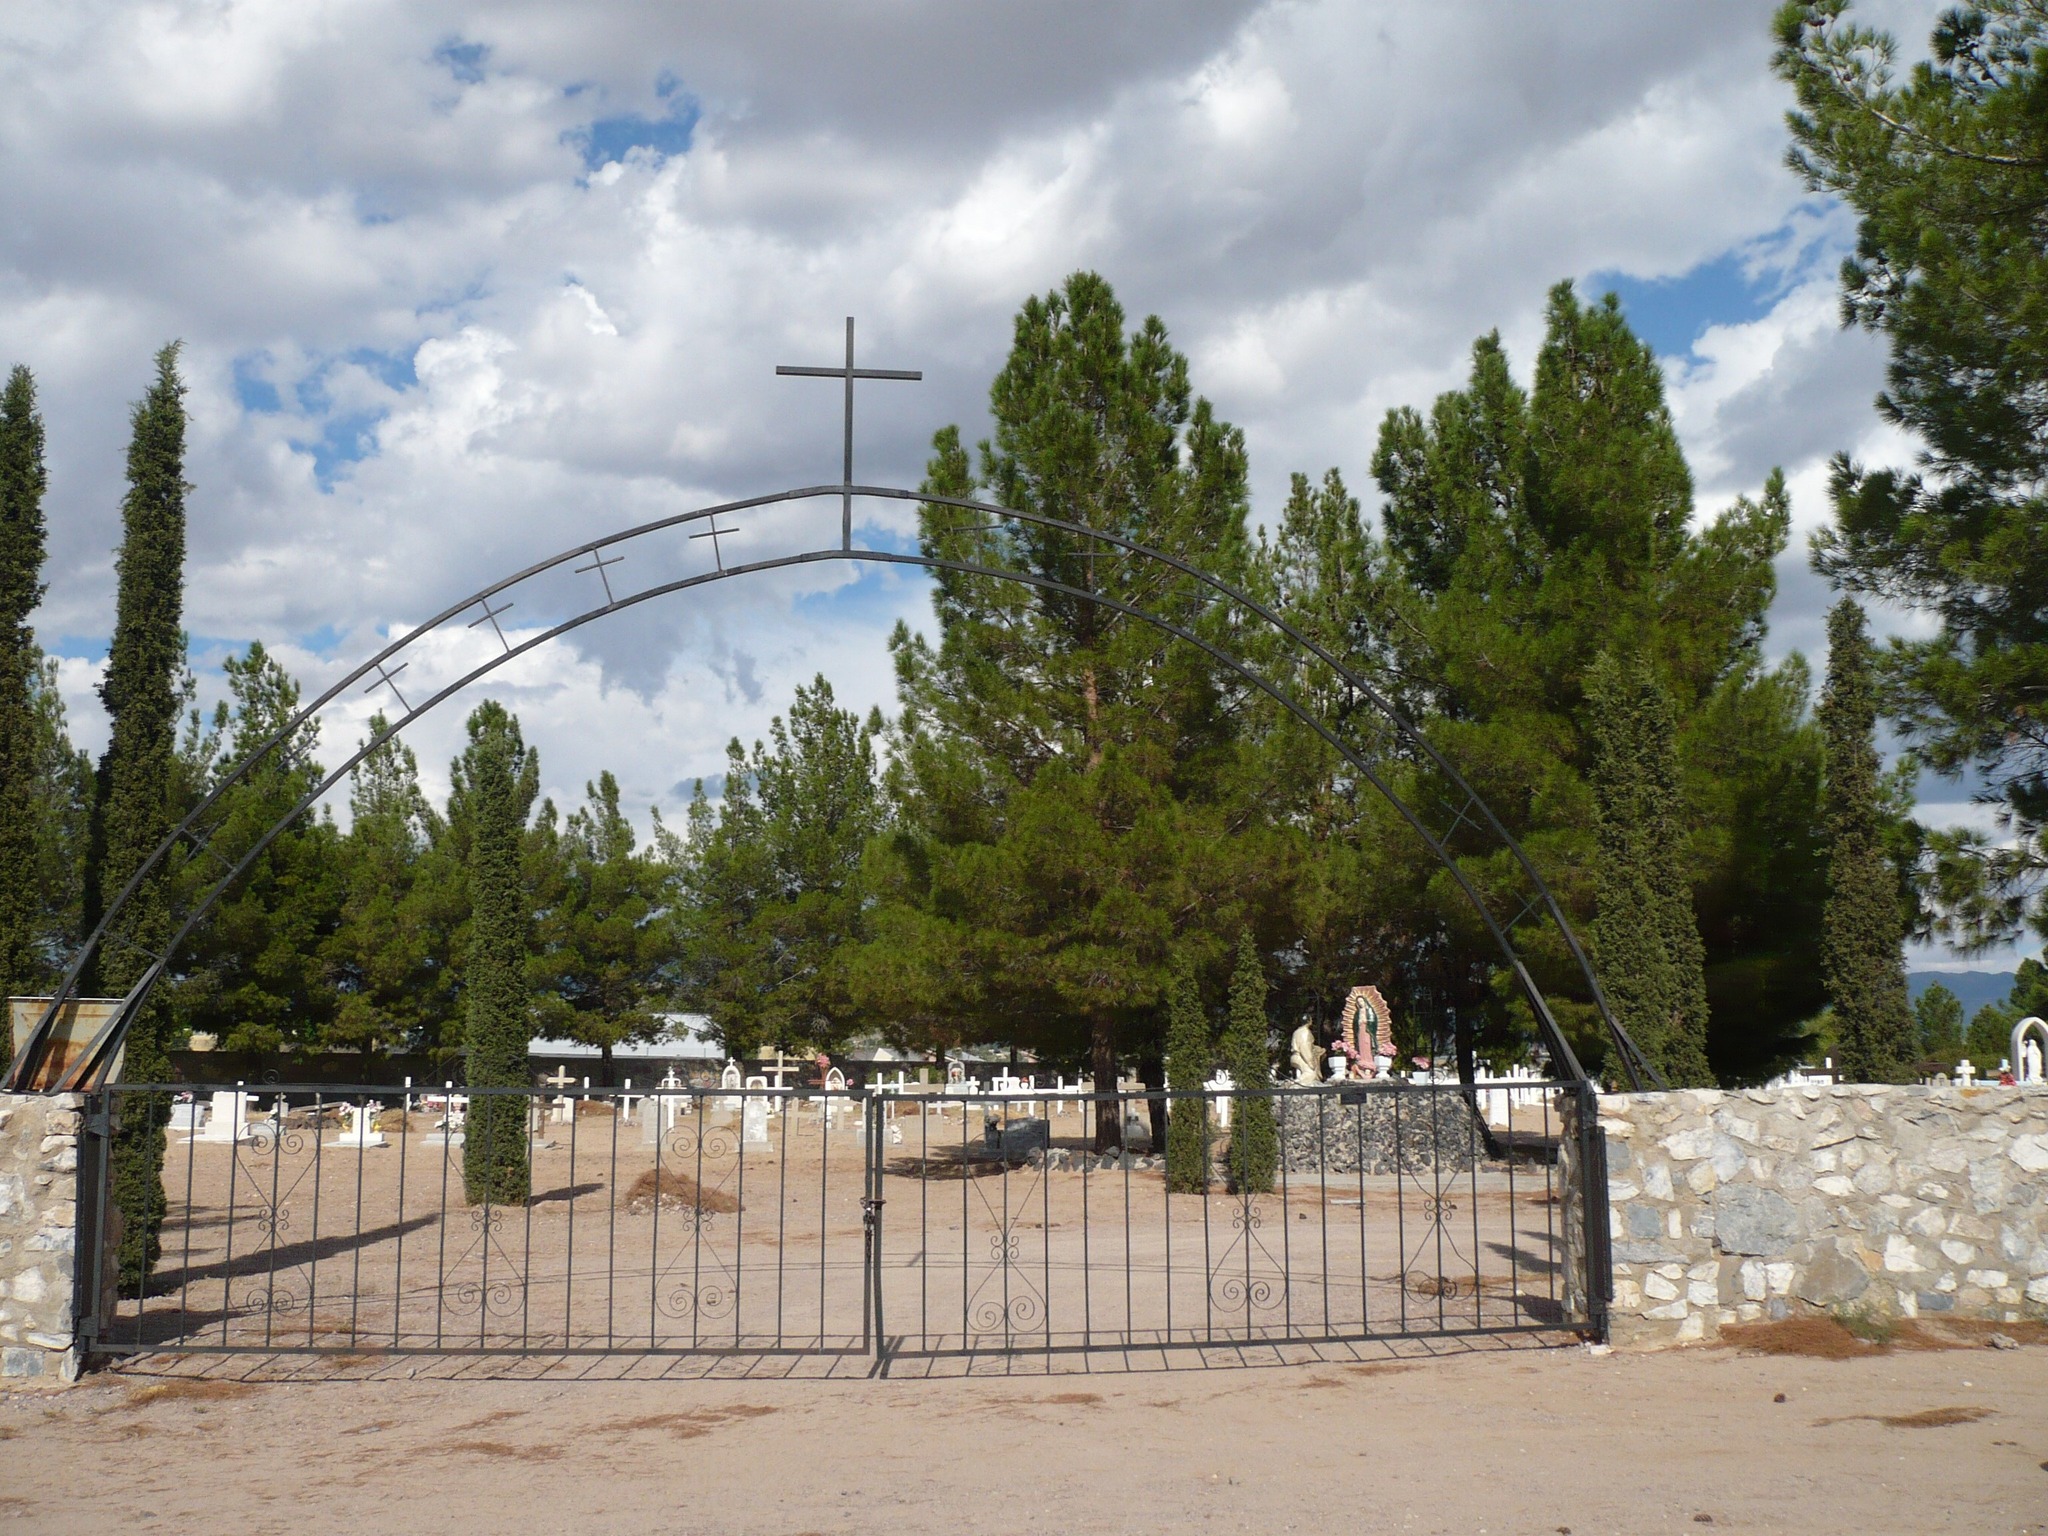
top-left (1138, 1049), bottom-right (1167, 1153)
top-left (1091, 1015), bottom-right (1121, 1153)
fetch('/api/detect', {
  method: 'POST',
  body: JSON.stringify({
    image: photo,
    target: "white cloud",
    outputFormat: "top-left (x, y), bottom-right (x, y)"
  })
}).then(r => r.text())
top-left (0, 0), bottom-right (1948, 843)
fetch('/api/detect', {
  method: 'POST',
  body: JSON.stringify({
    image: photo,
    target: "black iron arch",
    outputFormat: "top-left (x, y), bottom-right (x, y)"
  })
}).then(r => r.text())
top-left (7, 484), bottom-right (1658, 1093)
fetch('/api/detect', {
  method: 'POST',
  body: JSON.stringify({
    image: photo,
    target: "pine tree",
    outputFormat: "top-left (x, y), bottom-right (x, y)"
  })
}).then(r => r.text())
top-left (1221, 931), bottom-right (1275, 1194)
top-left (1819, 599), bottom-right (1916, 1083)
top-left (532, 771), bottom-right (675, 1078)
top-left (0, 365), bottom-right (47, 1004)
top-left (865, 273), bottom-right (1268, 1152)
top-left (1912, 981), bottom-right (1963, 1063)
top-left (678, 676), bottom-right (885, 1057)
top-left (86, 345), bottom-right (188, 1291)
top-left (168, 643), bottom-right (341, 1051)
top-left (1162, 951), bottom-right (1211, 1194)
top-left (1779, 3), bottom-right (2048, 944)
top-left (1370, 288), bottom-right (1820, 1081)
top-left (328, 715), bottom-right (459, 1052)
top-left (1586, 652), bottom-right (1714, 1087)
top-left (456, 701), bottom-right (539, 1206)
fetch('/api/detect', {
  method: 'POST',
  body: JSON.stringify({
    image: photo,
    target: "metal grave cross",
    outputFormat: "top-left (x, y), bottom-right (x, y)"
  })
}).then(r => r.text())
top-left (777, 317), bottom-right (921, 549)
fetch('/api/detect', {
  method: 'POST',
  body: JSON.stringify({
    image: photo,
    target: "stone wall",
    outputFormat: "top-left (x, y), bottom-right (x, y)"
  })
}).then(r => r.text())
top-left (1594, 1084), bottom-right (2048, 1348)
top-left (0, 1092), bottom-right (92, 1380)
top-left (1276, 1088), bottom-right (1483, 1176)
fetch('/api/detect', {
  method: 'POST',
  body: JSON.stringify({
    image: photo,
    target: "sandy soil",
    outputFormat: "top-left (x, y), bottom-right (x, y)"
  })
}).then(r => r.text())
top-left (3, 1331), bottom-right (2044, 1535)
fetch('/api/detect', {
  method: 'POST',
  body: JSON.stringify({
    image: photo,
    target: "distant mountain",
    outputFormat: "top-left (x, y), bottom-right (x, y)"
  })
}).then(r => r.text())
top-left (1907, 969), bottom-right (2017, 1017)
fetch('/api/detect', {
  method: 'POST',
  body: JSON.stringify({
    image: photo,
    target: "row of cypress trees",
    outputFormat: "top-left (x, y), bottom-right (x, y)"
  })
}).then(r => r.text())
top-left (0, 347), bottom-right (541, 1270)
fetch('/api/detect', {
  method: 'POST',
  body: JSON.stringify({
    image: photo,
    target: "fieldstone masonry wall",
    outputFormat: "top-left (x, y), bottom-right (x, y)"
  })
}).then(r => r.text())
top-left (0, 1092), bottom-right (89, 1380)
top-left (1594, 1084), bottom-right (2048, 1348)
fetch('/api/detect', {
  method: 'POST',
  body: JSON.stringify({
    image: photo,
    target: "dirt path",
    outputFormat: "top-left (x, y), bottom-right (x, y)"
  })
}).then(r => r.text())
top-left (3, 1335), bottom-right (2044, 1534)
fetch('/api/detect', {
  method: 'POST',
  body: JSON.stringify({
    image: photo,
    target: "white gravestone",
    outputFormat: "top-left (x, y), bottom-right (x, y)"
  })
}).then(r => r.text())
top-left (194, 1088), bottom-right (255, 1143)
top-left (331, 1102), bottom-right (388, 1149)
top-left (168, 1100), bottom-right (206, 1134)
top-left (742, 1094), bottom-right (770, 1145)
top-left (1204, 1070), bottom-right (1234, 1130)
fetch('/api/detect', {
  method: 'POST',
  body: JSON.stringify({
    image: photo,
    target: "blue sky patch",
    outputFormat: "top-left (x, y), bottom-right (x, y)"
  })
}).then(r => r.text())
top-left (232, 354), bottom-right (282, 414)
top-left (1586, 250), bottom-right (1783, 362)
top-left (292, 410), bottom-right (386, 492)
top-left (567, 93), bottom-right (700, 171)
top-left (434, 39), bottom-right (488, 85)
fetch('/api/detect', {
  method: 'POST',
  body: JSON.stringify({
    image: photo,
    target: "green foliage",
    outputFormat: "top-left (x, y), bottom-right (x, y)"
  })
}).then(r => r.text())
top-left (677, 675), bottom-right (883, 1056)
top-left (1221, 932), bottom-right (1275, 1194)
top-left (0, 364), bottom-right (48, 1001)
top-left (457, 701), bottom-right (538, 1206)
top-left (532, 771), bottom-right (675, 1064)
top-left (1162, 951), bottom-right (1211, 1193)
top-left (1585, 653), bottom-right (1713, 1086)
top-left (1368, 289), bottom-right (1815, 1080)
top-left (88, 344), bottom-right (188, 1291)
top-left (1778, 2), bottom-right (2048, 946)
top-left (1913, 981), bottom-right (1964, 1061)
top-left (327, 716), bottom-right (463, 1053)
top-left (167, 643), bottom-right (342, 1052)
top-left (1819, 601), bottom-right (1917, 1083)
top-left (862, 272), bottom-right (1278, 1149)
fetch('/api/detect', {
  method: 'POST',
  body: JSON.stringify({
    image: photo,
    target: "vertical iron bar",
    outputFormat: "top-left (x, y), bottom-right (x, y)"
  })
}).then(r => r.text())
top-left (1504, 1081), bottom-right (1519, 1322)
top-left (262, 1097), bottom-right (284, 1350)
top-left (1393, 1091), bottom-right (1407, 1334)
top-left (691, 1093), bottom-right (706, 1349)
top-left (178, 1093), bottom-right (197, 1341)
top-left (1355, 1087), bottom-right (1368, 1335)
top-left (1430, 1085), bottom-right (1447, 1332)
top-left (1201, 1093), bottom-right (1214, 1346)
top-left (1469, 1087), bottom-right (1484, 1328)
top-left (811, 1097), bottom-right (819, 1343)
top-left (565, 1092), bottom-right (579, 1349)
top-left (434, 1103), bottom-right (451, 1350)
top-left (1314, 1090), bottom-right (1329, 1335)
top-left (1279, 1094), bottom-right (1293, 1342)
top-left (1543, 1091), bottom-right (1557, 1313)
top-left (352, 1096), bottom-right (370, 1346)
top-left (607, 1093), bottom-right (620, 1350)
top-left (648, 1090), bottom-right (662, 1348)
top-left (521, 1089), bottom-right (535, 1350)
top-left (776, 1091), bottom-right (789, 1346)
top-left (734, 1088), bottom-right (747, 1346)
top-left (394, 1096), bottom-right (409, 1350)
top-left (308, 1091), bottom-right (325, 1349)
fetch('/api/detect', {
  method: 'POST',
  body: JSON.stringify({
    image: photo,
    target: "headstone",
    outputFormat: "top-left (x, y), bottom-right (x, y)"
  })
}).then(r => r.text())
top-left (1957, 1058), bottom-right (1976, 1086)
top-left (195, 1088), bottom-right (254, 1143)
top-left (168, 1100), bottom-right (206, 1134)
top-left (1205, 1070), bottom-right (1234, 1130)
top-left (331, 1101), bottom-right (388, 1149)
top-left (742, 1094), bottom-right (769, 1145)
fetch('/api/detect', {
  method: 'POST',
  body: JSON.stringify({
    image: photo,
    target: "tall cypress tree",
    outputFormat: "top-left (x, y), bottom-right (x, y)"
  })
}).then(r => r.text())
top-left (456, 701), bottom-right (538, 1205)
top-left (1586, 651), bottom-right (1714, 1087)
top-left (86, 344), bottom-right (189, 1290)
top-left (1162, 951), bottom-right (1210, 1194)
top-left (1221, 931), bottom-right (1275, 1195)
top-left (0, 365), bottom-right (48, 1003)
top-left (1819, 599), bottom-right (1916, 1083)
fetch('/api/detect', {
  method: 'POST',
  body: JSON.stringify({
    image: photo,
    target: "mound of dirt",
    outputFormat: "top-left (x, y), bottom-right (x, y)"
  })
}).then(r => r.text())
top-left (623, 1167), bottom-right (741, 1215)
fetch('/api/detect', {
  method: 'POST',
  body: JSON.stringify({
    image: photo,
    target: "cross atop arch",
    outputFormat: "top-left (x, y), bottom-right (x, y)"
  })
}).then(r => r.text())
top-left (777, 317), bottom-right (921, 548)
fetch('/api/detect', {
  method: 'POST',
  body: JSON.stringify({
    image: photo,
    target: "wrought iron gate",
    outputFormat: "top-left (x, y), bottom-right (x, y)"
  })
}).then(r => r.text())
top-left (80, 1078), bottom-right (1607, 1365)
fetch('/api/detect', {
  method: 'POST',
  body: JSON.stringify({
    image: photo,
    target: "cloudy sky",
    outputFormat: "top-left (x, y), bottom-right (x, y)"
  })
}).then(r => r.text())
top-left (4, 1), bottom-right (1988, 958)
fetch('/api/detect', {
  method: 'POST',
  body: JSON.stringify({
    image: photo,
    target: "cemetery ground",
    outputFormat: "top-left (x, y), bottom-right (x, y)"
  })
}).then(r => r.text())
top-left (1, 1319), bottom-right (2044, 1534)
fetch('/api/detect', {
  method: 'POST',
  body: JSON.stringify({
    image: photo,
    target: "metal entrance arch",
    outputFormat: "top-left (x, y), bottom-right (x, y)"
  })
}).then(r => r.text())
top-left (7, 474), bottom-right (1656, 1095)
